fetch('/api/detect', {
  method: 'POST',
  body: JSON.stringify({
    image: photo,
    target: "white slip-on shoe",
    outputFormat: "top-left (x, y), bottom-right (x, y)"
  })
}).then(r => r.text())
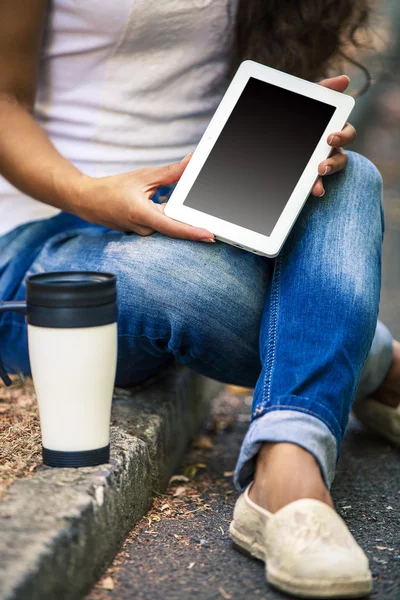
top-left (229, 485), bottom-right (372, 598)
top-left (352, 396), bottom-right (400, 447)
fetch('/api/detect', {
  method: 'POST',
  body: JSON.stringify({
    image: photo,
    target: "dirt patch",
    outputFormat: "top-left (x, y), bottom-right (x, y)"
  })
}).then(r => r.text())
top-left (0, 376), bottom-right (41, 501)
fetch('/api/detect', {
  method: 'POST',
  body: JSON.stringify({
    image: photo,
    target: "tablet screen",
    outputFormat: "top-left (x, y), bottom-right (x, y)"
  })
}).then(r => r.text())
top-left (183, 77), bottom-right (335, 237)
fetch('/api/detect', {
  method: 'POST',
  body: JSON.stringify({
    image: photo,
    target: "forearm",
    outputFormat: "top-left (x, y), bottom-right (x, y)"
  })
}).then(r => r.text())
top-left (0, 95), bottom-right (85, 214)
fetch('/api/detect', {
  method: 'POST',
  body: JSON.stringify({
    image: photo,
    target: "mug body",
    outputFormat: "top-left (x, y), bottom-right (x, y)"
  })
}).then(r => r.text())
top-left (28, 322), bottom-right (117, 458)
top-left (25, 272), bottom-right (118, 467)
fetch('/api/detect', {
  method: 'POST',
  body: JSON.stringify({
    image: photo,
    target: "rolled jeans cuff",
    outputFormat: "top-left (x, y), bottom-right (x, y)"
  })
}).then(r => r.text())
top-left (355, 320), bottom-right (394, 400)
top-left (234, 410), bottom-right (338, 492)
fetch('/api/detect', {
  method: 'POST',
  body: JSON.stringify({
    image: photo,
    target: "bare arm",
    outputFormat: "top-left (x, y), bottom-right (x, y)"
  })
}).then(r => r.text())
top-left (0, 0), bottom-right (214, 240)
top-left (0, 0), bottom-right (85, 211)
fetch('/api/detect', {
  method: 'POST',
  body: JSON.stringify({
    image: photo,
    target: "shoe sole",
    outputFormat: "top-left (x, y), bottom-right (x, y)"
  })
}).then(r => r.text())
top-left (352, 398), bottom-right (400, 447)
top-left (229, 521), bottom-right (373, 599)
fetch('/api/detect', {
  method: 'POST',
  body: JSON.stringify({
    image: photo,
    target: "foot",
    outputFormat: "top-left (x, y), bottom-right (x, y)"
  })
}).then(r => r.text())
top-left (248, 442), bottom-right (334, 514)
top-left (230, 448), bottom-right (372, 599)
top-left (373, 339), bottom-right (400, 408)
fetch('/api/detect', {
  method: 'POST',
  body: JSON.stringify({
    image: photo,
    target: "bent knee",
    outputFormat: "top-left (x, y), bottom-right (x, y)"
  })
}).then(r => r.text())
top-left (346, 151), bottom-right (383, 194)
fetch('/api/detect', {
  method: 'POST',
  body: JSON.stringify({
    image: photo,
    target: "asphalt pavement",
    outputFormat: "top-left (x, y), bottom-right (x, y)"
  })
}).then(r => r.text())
top-left (87, 388), bottom-right (400, 600)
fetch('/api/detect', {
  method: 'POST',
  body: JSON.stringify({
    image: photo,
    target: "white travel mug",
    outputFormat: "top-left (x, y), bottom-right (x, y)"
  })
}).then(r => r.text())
top-left (0, 272), bottom-right (118, 467)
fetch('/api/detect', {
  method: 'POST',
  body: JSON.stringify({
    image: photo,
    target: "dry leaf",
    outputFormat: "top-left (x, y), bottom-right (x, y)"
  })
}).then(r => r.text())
top-left (188, 562), bottom-right (195, 569)
top-left (218, 586), bottom-right (232, 599)
top-left (160, 503), bottom-right (170, 512)
top-left (101, 576), bottom-right (114, 590)
top-left (193, 435), bottom-right (214, 450)
top-left (223, 471), bottom-right (235, 477)
top-left (168, 474), bottom-right (190, 485)
top-left (173, 486), bottom-right (187, 497)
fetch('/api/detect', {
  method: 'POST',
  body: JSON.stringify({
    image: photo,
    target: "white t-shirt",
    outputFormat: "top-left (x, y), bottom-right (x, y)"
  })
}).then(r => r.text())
top-left (0, 0), bottom-right (239, 236)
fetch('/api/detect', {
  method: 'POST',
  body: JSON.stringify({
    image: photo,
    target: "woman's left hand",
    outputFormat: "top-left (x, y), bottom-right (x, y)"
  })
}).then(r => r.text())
top-left (312, 75), bottom-right (356, 197)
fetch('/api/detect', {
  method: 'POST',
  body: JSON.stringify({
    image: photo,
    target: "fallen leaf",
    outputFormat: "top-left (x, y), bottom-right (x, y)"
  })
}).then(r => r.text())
top-left (160, 503), bottom-right (170, 512)
top-left (168, 474), bottom-right (190, 485)
top-left (218, 586), bottom-right (232, 599)
top-left (223, 471), bottom-right (235, 477)
top-left (386, 506), bottom-right (393, 510)
top-left (188, 562), bottom-right (195, 569)
top-left (193, 435), bottom-right (214, 450)
top-left (173, 486), bottom-right (187, 497)
top-left (101, 576), bottom-right (114, 590)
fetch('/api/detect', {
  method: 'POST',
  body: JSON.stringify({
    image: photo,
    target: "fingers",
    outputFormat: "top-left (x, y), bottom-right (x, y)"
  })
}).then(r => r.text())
top-left (327, 122), bottom-right (356, 148)
top-left (140, 200), bottom-right (215, 242)
top-left (318, 148), bottom-right (348, 177)
top-left (318, 74), bottom-right (350, 93)
top-left (313, 149), bottom-right (348, 197)
top-left (140, 153), bottom-right (194, 190)
top-left (312, 176), bottom-right (325, 198)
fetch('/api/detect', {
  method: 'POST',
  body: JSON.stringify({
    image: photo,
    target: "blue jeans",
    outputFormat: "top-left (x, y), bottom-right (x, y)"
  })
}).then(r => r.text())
top-left (0, 153), bottom-right (393, 490)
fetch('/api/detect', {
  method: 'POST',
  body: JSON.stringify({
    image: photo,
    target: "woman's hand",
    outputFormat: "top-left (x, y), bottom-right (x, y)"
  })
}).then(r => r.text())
top-left (74, 154), bottom-right (215, 242)
top-left (312, 75), bottom-right (356, 197)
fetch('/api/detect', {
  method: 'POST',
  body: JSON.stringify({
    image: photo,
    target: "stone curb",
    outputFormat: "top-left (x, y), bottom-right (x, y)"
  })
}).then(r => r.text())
top-left (0, 363), bottom-right (223, 600)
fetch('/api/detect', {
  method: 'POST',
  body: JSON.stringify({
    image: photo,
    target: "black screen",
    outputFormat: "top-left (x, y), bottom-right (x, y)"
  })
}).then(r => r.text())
top-left (183, 77), bottom-right (335, 236)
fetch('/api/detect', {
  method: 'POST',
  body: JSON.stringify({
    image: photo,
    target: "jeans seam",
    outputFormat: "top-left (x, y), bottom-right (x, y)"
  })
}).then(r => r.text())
top-left (254, 254), bottom-right (283, 418)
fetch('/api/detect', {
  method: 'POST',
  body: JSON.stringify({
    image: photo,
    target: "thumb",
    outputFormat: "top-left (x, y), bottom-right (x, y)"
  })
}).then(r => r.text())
top-left (144, 153), bottom-right (193, 187)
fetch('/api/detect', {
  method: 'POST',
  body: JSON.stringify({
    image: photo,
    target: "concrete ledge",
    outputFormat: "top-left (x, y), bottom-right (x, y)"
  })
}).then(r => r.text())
top-left (0, 363), bottom-right (223, 600)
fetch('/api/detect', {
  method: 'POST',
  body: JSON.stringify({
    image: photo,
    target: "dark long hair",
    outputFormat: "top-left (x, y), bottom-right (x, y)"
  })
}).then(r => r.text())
top-left (230, 0), bottom-right (372, 93)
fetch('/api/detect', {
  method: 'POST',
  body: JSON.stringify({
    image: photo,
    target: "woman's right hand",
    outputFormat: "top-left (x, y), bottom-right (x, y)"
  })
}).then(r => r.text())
top-left (73, 154), bottom-right (215, 242)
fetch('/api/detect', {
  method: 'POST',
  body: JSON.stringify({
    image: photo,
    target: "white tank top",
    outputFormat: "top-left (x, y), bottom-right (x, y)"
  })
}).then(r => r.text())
top-left (0, 0), bottom-right (238, 236)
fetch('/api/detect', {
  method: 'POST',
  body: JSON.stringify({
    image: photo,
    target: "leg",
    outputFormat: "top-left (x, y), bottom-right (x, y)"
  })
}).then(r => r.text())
top-left (352, 321), bottom-right (400, 444)
top-left (355, 320), bottom-right (394, 402)
top-left (234, 151), bottom-right (384, 511)
top-left (0, 212), bottom-right (272, 390)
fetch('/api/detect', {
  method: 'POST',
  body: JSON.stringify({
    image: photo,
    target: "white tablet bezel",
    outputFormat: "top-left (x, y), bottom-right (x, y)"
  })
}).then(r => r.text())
top-left (164, 60), bottom-right (355, 257)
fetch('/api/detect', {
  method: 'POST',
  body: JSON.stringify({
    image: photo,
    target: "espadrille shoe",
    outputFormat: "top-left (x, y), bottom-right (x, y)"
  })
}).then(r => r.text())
top-left (229, 485), bottom-right (372, 598)
top-left (352, 396), bottom-right (400, 447)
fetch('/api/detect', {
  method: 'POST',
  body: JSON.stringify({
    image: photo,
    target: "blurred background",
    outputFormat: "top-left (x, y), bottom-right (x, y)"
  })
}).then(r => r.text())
top-left (346, 0), bottom-right (400, 339)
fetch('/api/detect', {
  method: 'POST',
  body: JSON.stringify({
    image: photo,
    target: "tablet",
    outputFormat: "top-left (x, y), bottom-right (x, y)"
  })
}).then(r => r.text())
top-left (164, 60), bottom-right (355, 257)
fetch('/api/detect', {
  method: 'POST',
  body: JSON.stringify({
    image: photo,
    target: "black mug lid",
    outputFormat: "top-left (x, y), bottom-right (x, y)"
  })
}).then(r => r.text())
top-left (26, 272), bottom-right (117, 308)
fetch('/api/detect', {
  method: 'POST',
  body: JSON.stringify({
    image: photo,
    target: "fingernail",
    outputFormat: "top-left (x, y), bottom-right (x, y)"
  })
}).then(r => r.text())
top-left (181, 152), bottom-right (193, 162)
top-left (323, 165), bottom-right (332, 175)
top-left (318, 189), bottom-right (326, 197)
top-left (200, 237), bottom-right (215, 243)
top-left (328, 135), bottom-right (340, 146)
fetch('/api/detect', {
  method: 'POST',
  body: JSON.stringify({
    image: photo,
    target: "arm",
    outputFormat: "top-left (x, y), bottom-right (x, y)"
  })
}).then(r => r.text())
top-left (0, 0), bottom-right (84, 211)
top-left (0, 0), bottom-right (214, 240)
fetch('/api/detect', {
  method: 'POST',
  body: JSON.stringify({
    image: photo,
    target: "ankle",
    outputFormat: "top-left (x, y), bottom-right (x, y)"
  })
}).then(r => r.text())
top-left (248, 442), bottom-right (334, 513)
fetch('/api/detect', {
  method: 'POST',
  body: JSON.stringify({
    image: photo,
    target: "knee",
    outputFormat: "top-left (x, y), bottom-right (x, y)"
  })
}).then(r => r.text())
top-left (343, 151), bottom-right (383, 209)
top-left (346, 151), bottom-right (382, 184)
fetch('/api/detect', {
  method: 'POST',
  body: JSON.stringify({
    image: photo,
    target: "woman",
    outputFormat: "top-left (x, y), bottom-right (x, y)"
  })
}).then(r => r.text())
top-left (0, 1), bottom-right (398, 597)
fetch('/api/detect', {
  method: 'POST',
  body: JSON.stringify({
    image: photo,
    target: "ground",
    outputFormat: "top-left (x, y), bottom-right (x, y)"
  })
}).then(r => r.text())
top-left (0, 377), bottom-right (41, 501)
top-left (87, 389), bottom-right (400, 600)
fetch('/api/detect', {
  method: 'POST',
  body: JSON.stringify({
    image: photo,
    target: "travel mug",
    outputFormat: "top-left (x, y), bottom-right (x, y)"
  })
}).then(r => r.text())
top-left (0, 272), bottom-right (118, 467)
